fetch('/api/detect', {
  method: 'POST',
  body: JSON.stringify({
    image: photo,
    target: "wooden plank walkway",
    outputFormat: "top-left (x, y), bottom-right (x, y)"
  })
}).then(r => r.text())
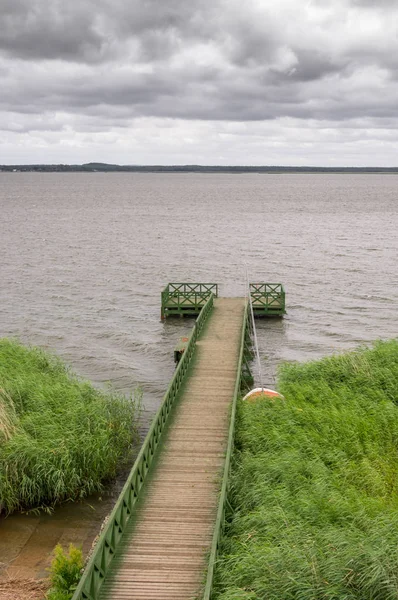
top-left (100, 297), bottom-right (245, 600)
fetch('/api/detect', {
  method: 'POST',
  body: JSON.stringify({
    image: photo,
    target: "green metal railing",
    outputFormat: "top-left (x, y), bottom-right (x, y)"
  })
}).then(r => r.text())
top-left (241, 312), bottom-right (255, 390)
top-left (72, 293), bottom-right (215, 600)
top-left (202, 301), bottom-right (252, 600)
top-left (161, 283), bottom-right (218, 319)
top-left (250, 282), bottom-right (286, 316)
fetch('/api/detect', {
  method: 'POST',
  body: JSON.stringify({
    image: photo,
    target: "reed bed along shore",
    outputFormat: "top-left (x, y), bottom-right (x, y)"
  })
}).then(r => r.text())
top-left (0, 339), bottom-right (139, 514)
top-left (215, 340), bottom-right (398, 600)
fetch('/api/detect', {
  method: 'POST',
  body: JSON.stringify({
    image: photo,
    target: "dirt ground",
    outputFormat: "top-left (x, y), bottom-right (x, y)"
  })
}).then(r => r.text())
top-left (0, 578), bottom-right (47, 600)
top-left (0, 494), bottom-right (114, 599)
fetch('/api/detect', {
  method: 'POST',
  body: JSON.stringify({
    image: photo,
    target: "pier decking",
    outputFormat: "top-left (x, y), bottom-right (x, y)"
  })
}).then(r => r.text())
top-left (100, 298), bottom-right (244, 599)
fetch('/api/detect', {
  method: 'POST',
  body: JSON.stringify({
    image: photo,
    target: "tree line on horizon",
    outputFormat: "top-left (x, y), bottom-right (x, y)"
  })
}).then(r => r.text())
top-left (1, 163), bottom-right (398, 173)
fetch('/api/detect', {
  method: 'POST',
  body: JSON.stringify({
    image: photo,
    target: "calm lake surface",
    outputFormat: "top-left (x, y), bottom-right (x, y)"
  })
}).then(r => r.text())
top-left (1, 172), bottom-right (397, 576)
top-left (1, 172), bottom-right (397, 413)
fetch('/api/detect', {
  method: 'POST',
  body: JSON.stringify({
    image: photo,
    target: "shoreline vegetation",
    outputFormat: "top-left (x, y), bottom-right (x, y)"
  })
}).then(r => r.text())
top-left (0, 339), bottom-right (139, 515)
top-left (1, 163), bottom-right (398, 173)
top-left (215, 339), bottom-right (398, 600)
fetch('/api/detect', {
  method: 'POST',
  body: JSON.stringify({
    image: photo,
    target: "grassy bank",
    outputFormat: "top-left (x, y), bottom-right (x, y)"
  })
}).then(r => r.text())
top-left (0, 339), bottom-right (139, 514)
top-left (215, 340), bottom-right (398, 600)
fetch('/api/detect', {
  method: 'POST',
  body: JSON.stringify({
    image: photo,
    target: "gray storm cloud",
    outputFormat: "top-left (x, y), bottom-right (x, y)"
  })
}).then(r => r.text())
top-left (0, 0), bottom-right (398, 164)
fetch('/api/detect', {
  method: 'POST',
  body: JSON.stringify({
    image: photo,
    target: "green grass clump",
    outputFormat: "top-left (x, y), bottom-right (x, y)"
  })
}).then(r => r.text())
top-left (215, 340), bottom-right (398, 600)
top-left (0, 339), bottom-right (139, 514)
top-left (46, 544), bottom-right (84, 600)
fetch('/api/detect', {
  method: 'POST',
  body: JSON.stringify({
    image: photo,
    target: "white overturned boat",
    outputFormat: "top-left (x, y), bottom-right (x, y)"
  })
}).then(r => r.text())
top-left (242, 387), bottom-right (285, 402)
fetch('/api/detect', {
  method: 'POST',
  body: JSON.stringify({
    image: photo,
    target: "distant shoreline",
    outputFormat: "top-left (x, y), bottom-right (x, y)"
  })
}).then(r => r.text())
top-left (1, 163), bottom-right (398, 174)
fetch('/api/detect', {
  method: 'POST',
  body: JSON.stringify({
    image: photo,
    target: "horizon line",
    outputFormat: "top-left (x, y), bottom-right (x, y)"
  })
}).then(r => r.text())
top-left (2, 163), bottom-right (398, 170)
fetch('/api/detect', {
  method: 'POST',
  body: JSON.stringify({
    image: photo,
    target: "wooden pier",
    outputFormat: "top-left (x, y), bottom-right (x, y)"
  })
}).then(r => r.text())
top-left (101, 298), bottom-right (244, 599)
top-left (72, 282), bottom-right (284, 600)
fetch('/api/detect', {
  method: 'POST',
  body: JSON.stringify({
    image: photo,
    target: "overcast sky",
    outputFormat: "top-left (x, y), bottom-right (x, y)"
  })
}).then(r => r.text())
top-left (1, 0), bottom-right (398, 166)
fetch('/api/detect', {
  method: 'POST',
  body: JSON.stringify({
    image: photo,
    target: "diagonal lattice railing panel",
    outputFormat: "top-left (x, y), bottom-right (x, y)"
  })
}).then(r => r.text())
top-left (161, 283), bottom-right (218, 318)
top-left (249, 283), bottom-right (285, 315)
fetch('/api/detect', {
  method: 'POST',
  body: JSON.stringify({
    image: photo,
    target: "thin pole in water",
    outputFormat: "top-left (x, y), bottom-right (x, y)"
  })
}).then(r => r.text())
top-left (245, 265), bottom-right (264, 390)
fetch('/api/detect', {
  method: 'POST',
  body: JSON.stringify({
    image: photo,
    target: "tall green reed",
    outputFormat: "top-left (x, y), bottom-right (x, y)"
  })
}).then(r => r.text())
top-left (0, 339), bottom-right (140, 514)
top-left (215, 340), bottom-right (398, 600)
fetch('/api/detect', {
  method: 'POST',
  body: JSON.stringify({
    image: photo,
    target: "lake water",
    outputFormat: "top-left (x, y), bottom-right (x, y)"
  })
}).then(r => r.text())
top-left (1, 172), bottom-right (397, 579)
top-left (1, 172), bottom-right (397, 409)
